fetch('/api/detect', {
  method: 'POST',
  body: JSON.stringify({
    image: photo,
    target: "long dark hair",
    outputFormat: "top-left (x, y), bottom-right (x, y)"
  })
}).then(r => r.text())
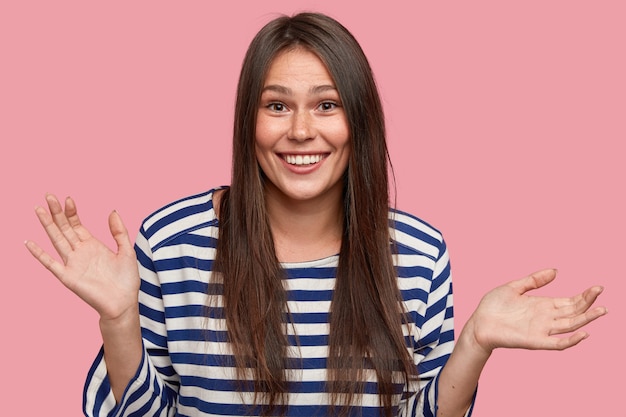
top-left (213, 12), bottom-right (417, 416)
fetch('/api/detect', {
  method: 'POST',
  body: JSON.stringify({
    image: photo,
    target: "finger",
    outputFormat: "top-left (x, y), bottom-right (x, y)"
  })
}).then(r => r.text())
top-left (579, 285), bottom-right (605, 310)
top-left (64, 196), bottom-right (81, 227)
top-left (528, 330), bottom-right (590, 351)
top-left (64, 196), bottom-right (92, 241)
top-left (35, 205), bottom-right (74, 262)
top-left (24, 240), bottom-right (66, 278)
top-left (508, 268), bottom-right (557, 295)
top-left (46, 193), bottom-right (81, 248)
top-left (108, 210), bottom-right (133, 256)
top-left (549, 305), bottom-right (608, 336)
top-left (548, 331), bottom-right (589, 351)
top-left (553, 285), bottom-right (604, 313)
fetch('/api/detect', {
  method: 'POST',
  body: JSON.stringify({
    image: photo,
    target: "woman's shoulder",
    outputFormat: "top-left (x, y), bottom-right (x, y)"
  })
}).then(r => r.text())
top-left (138, 186), bottom-right (227, 249)
top-left (388, 208), bottom-right (446, 260)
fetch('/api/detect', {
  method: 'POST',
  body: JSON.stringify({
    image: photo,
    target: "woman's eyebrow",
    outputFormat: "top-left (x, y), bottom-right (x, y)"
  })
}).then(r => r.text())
top-left (261, 84), bottom-right (337, 95)
top-left (309, 84), bottom-right (337, 94)
top-left (261, 85), bottom-right (291, 95)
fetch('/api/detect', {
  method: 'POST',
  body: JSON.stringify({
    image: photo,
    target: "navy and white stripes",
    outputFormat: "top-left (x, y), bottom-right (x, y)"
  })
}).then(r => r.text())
top-left (83, 188), bottom-right (473, 417)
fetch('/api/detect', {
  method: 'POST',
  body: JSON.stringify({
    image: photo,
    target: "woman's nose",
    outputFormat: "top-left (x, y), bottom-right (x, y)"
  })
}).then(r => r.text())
top-left (288, 111), bottom-right (314, 142)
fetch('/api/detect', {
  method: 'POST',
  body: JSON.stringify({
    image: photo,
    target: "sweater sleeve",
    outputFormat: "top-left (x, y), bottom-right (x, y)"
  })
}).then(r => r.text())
top-left (82, 227), bottom-right (179, 417)
top-left (401, 240), bottom-right (475, 417)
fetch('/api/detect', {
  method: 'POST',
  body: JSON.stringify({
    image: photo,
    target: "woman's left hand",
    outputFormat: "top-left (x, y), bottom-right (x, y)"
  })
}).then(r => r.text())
top-left (465, 268), bottom-right (607, 355)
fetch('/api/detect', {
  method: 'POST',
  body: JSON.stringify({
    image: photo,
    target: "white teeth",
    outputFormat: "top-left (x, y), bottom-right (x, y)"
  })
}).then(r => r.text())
top-left (284, 154), bottom-right (323, 165)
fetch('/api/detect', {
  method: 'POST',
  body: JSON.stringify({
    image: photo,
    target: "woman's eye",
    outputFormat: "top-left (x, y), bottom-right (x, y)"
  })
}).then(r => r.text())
top-left (267, 102), bottom-right (286, 112)
top-left (318, 102), bottom-right (338, 112)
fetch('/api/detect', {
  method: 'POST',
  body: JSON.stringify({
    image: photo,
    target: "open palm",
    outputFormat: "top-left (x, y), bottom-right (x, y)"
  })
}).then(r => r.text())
top-left (26, 194), bottom-right (140, 321)
top-left (467, 269), bottom-right (606, 354)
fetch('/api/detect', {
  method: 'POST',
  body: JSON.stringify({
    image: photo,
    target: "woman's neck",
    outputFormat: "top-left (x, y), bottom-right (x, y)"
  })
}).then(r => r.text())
top-left (264, 185), bottom-right (344, 263)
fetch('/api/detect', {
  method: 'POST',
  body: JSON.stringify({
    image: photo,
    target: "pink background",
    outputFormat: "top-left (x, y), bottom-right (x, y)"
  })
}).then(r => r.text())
top-left (2, 1), bottom-right (624, 415)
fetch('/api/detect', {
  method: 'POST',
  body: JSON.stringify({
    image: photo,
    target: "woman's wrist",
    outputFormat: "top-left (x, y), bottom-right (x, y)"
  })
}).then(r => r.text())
top-left (456, 315), bottom-right (494, 363)
top-left (99, 304), bottom-right (141, 334)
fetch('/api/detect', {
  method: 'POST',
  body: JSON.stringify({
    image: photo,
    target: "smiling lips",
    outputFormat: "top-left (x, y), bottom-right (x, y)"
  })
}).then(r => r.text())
top-left (281, 154), bottom-right (327, 166)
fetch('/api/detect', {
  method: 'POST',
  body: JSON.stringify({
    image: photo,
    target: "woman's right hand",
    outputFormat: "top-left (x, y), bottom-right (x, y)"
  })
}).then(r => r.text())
top-left (25, 194), bottom-right (141, 322)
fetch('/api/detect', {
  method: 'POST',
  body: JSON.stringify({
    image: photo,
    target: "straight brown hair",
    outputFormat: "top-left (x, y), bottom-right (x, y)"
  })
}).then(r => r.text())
top-left (213, 12), bottom-right (418, 416)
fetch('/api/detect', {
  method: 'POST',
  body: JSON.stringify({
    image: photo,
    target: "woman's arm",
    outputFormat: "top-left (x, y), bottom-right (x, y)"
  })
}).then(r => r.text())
top-left (98, 306), bottom-right (143, 402)
top-left (26, 194), bottom-right (143, 402)
top-left (435, 269), bottom-right (607, 417)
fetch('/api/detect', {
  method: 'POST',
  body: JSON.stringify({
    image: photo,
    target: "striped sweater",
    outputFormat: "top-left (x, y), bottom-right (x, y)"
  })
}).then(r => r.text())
top-left (83, 187), bottom-right (473, 417)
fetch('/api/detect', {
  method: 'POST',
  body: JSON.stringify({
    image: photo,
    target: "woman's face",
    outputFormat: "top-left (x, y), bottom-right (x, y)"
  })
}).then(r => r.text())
top-left (255, 48), bottom-right (350, 207)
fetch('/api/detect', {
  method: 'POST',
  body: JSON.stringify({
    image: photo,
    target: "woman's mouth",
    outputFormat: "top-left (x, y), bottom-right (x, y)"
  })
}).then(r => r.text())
top-left (281, 154), bottom-right (327, 166)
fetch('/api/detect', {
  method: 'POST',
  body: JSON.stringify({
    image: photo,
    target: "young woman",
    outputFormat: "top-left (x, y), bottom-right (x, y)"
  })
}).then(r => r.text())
top-left (26, 12), bottom-right (606, 417)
